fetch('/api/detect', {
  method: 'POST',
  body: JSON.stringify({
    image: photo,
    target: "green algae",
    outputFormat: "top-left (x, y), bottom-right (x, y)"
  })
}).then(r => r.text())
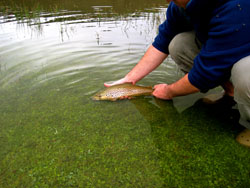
top-left (0, 73), bottom-right (250, 188)
top-left (0, 76), bottom-right (163, 187)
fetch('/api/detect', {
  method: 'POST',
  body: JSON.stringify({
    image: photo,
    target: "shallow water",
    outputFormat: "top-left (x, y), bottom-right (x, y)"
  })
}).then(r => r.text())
top-left (1, 0), bottom-right (250, 187)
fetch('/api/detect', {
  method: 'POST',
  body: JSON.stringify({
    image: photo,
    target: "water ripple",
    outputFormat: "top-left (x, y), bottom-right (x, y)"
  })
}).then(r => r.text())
top-left (0, 6), bottom-right (167, 90)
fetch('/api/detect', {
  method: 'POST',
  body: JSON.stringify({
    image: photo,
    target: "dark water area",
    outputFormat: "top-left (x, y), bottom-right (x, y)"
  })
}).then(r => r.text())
top-left (1, 0), bottom-right (250, 187)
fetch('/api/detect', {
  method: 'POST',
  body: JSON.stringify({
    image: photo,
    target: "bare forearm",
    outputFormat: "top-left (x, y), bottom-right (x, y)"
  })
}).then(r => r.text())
top-left (169, 74), bottom-right (200, 97)
top-left (125, 45), bottom-right (168, 84)
top-left (104, 45), bottom-right (168, 87)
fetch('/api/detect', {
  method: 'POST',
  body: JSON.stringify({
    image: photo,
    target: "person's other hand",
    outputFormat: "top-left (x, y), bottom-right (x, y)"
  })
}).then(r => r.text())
top-left (153, 83), bottom-right (173, 100)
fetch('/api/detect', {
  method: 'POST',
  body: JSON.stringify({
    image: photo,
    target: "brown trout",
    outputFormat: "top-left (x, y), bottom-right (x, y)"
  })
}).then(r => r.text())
top-left (92, 83), bottom-right (154, 101)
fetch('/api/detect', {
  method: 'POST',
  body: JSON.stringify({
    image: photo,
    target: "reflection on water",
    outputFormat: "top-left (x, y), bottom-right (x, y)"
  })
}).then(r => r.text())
top-left (1, 0), bottom-right (249, 187)
top-left (0, 0), bottom-right (174, 90)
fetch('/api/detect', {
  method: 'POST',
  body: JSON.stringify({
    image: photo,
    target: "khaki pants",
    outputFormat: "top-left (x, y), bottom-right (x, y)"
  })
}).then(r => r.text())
top-left (169, 31), bottom-right (250, 129)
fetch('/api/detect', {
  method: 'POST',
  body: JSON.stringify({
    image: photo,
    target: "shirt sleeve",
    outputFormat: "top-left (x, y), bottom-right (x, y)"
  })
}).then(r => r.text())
top-left (152, 3), bottom-right (193, 54)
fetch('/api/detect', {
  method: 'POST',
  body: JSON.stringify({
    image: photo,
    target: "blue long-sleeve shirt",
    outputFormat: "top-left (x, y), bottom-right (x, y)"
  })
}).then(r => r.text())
top-left (152, 0), bottom-right (250, 91)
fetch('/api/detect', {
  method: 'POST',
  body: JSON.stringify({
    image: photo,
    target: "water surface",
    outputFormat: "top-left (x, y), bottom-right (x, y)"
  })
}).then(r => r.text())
top-left (1, 0), bottom-right (250, 187)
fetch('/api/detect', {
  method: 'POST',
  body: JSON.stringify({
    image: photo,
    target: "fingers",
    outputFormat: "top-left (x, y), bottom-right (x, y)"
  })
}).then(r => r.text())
top-left (153, 83), bottom-right (165, 90)
top-left (152, 83), bottom-right (172, 100)
top-left (153, 84), bottom-right (160, 90)
top-left (104, 77), bottom-right (135, 87)
top-left (104, 82), bottom-right (113, 87)
top-left (104, 81), bottom-right (119, 87)
top-left (119, 96), bottom-right (132, 100)
top-left (104, 78), bottom-right (126, 87)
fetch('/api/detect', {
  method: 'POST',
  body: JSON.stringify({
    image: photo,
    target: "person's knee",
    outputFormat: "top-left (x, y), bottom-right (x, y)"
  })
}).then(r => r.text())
top-left (168, 33), bottom-right (185, 61)
top-left (232, 57), bottom-right (250, 103)
top-left (233, 77), bottom-right (250, 103)
top-left (168, 31), bottom-right (200, 73)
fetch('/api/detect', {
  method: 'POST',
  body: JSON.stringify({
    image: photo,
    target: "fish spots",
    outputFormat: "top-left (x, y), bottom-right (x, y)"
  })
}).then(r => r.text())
top-left (92, 84), bottom-right (153, 101)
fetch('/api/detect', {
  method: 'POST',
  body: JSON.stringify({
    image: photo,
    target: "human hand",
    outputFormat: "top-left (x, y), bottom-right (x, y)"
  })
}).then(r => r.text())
top-left (104, 77), bottom-right (135, 87)
top-left (153, 83), bottom-right (173, 100)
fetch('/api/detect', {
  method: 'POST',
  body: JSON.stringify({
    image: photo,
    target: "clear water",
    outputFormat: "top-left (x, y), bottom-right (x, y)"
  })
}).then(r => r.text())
top-left (1, 0), bottom-right (250, 187)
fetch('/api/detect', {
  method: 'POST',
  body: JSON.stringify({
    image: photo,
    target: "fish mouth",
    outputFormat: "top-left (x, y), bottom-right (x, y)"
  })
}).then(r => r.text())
top-left (91, 95), bottom-right (100, 100)
top-left (91, 94), bottom-right (103, 100)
